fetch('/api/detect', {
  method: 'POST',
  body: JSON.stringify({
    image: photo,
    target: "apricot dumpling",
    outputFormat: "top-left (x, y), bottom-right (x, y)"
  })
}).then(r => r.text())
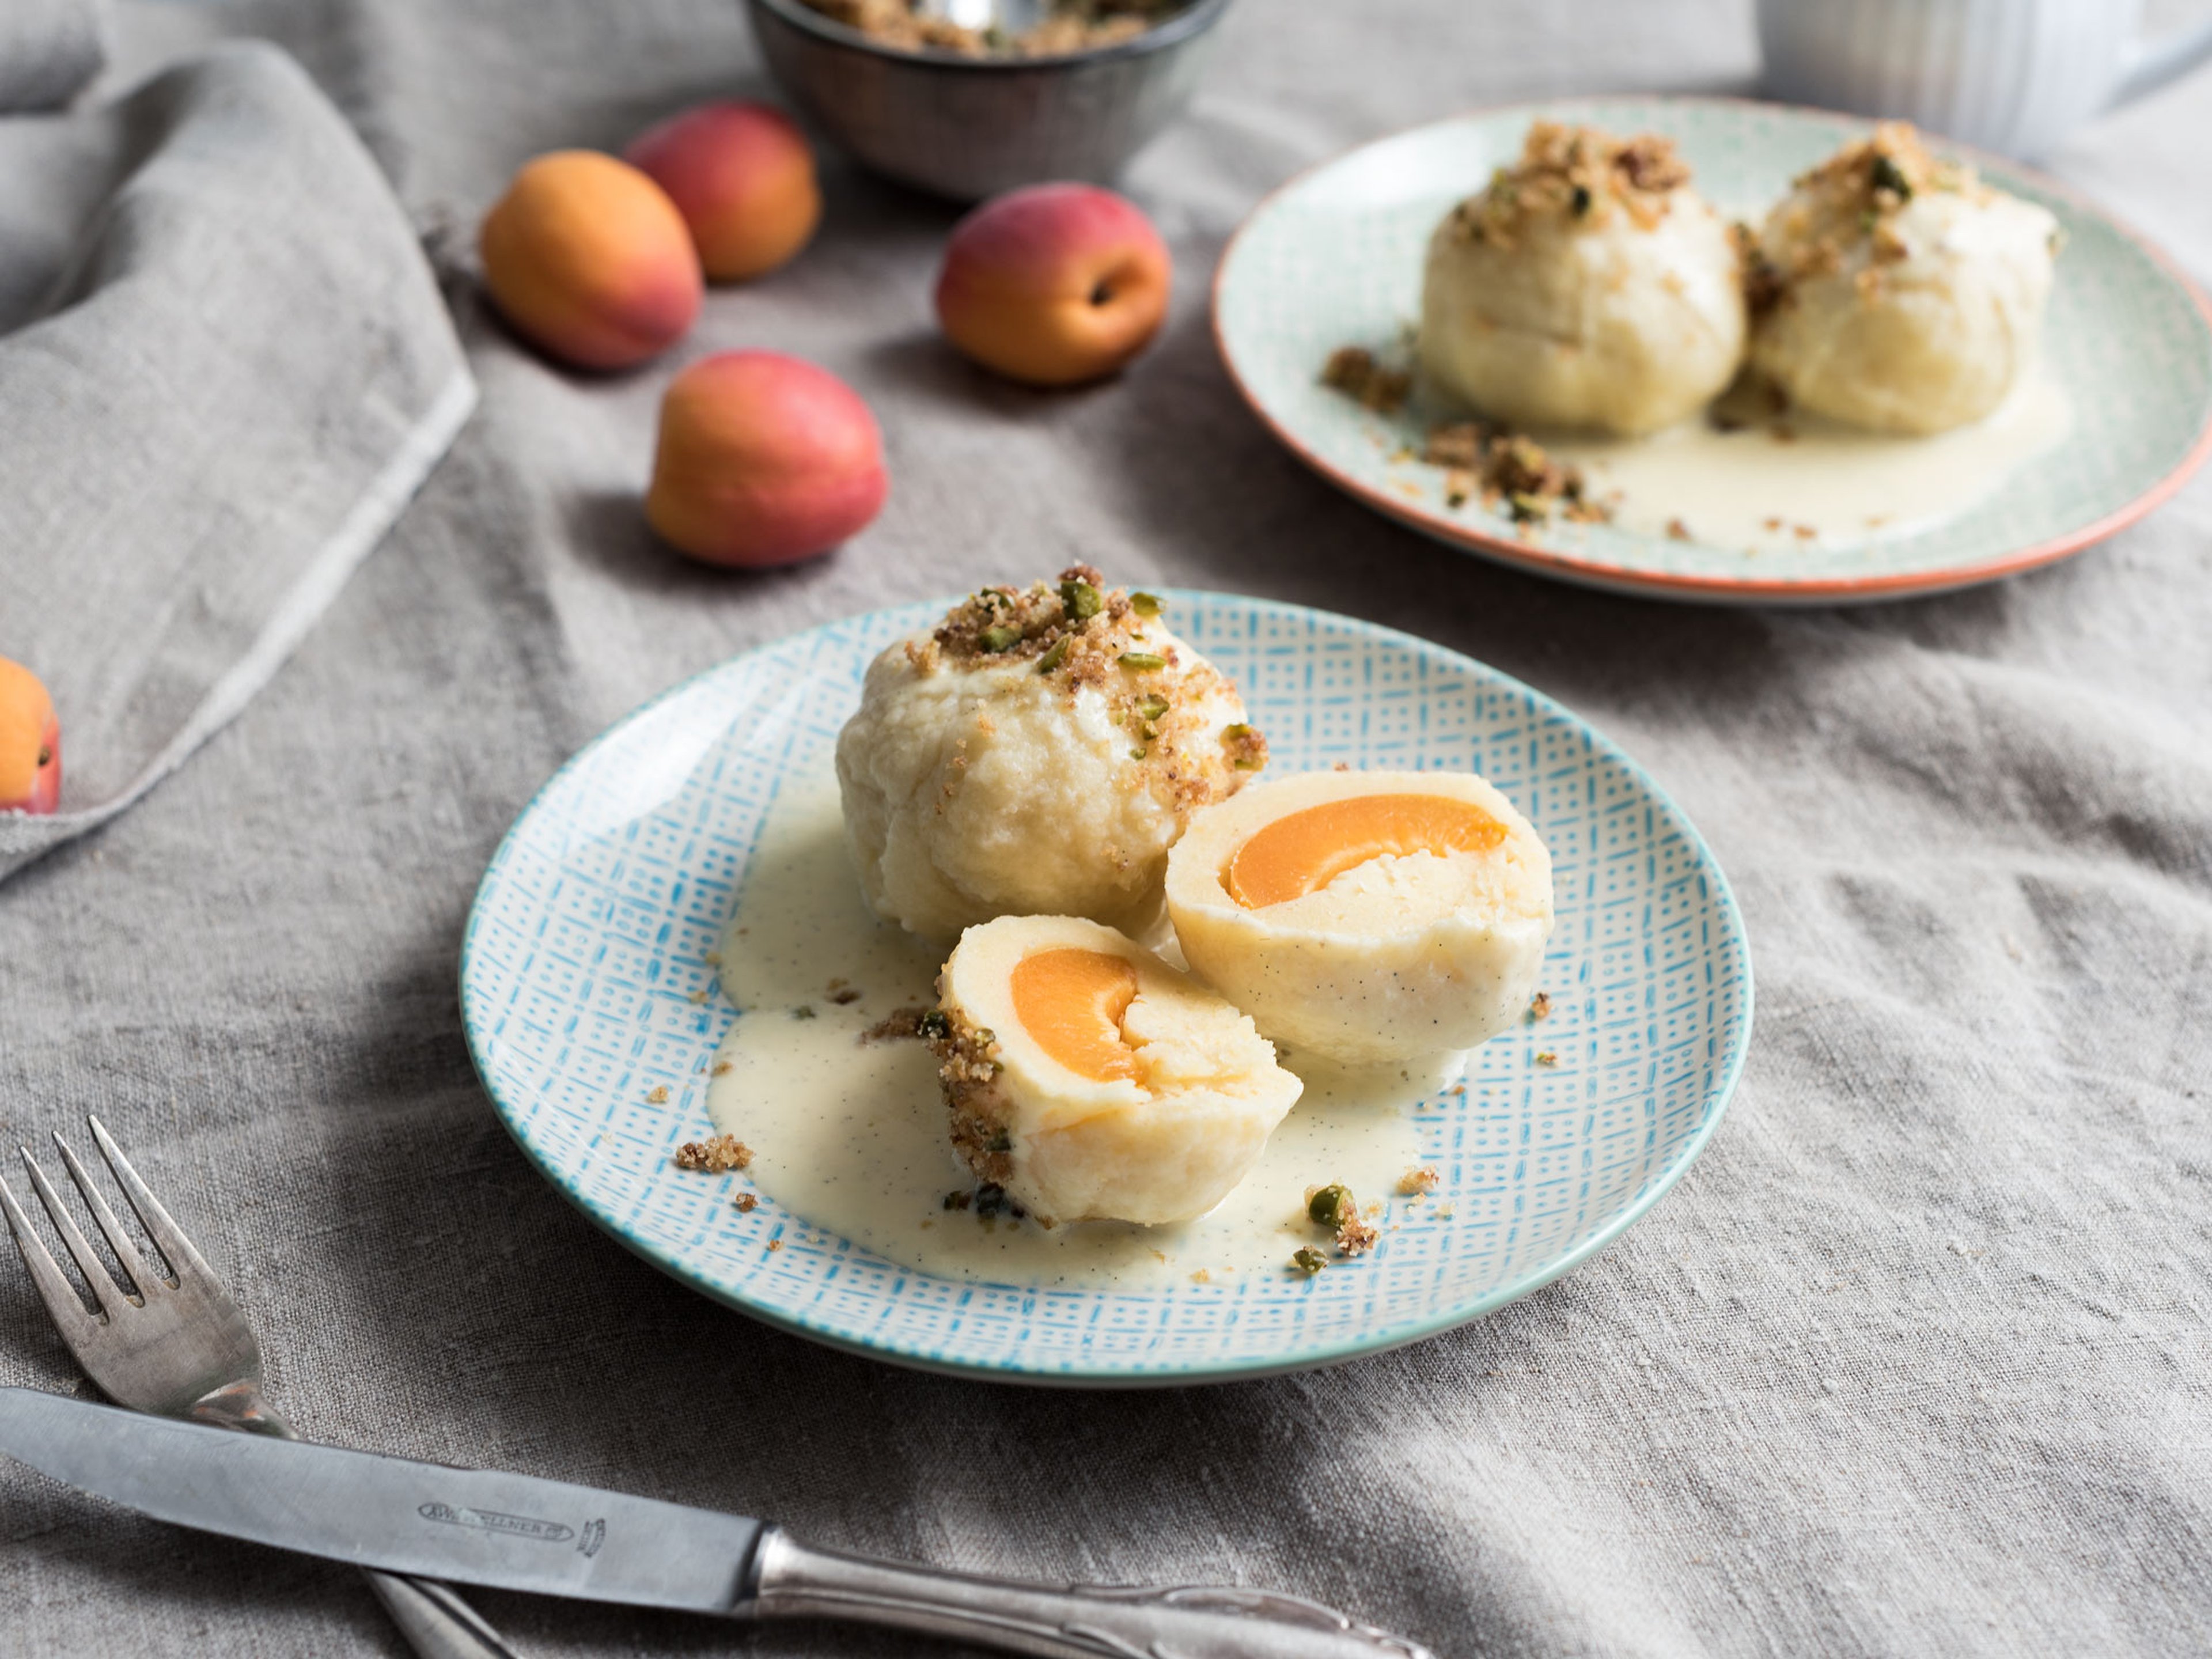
top-left (1165, 770), bottom-right (1553, 1067)
top-left (930, 915), bottom-right (1302, 1226)
top-left (835, 569), bottom-right (1266, 942)
top-left (1748, 123), bottom-right (2058, 435)
top-left (1419, 122), bottom-right (1746, 436)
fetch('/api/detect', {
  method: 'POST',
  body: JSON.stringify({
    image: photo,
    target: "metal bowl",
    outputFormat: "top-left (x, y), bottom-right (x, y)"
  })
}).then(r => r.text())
top-left (745, 0), bottom-right (1233, 201)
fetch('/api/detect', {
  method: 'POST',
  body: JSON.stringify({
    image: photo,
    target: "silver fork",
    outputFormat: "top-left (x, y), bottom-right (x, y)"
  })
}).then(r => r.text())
top-left (0, 1115), bottom-right (520, 1659)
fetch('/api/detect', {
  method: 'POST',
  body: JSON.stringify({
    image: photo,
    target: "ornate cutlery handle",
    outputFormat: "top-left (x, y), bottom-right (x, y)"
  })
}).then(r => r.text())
top-left (747, 1527), bottom-right (1437, 1659)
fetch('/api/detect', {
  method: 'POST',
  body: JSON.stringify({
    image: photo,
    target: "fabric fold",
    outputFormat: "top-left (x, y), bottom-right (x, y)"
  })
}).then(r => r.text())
top-left (0, 0), bottom-right (105, 112)
top-left (0, 40), bottom-right (474, 884)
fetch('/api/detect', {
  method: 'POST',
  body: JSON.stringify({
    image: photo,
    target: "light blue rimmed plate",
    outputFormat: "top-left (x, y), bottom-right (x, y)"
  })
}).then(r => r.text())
top-left (1214, 97), bottom-right (2212, 604)
top-left (459, 593), bottom-right (1753, 1384)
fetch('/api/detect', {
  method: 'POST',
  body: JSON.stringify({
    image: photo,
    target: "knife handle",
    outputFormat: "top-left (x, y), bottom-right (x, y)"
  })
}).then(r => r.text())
top-left (745, 1527), bottom-right (1437, 1659)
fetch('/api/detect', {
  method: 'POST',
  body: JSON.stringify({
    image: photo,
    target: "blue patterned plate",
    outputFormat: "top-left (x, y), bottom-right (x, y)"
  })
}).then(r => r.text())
top-left (460, 594), bottom-right (1752, 1384)
top-left (1215, 97), bottom-right (2212, 603)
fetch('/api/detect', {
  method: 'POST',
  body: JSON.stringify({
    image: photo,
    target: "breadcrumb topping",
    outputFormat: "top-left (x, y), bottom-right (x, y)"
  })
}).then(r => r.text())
top-left (913, 568), bottom-right (1266, 813)
top-left (1321, 347), bottom-right (1411, 413)
top-left (1443, 122), bottom-right (1694, 251)
top-left (1761, 122), bottom-right (1984, 308)
top-left (674, 1134), bottom-right (753, 1172)
top-left (929, 1003), bottom-right (1035, 1209)
top-left (1425, 421), bottom-right (1611, 525)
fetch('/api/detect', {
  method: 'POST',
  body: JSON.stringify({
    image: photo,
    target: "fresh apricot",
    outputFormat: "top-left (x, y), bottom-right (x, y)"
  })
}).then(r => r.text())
top-left (1009, 948), bottom-right (1141, 1082)
top-left (1224, 795), bottom-right (1508, 909)
top-left (645, 351), bottom-right (888, 568)
top-left (479, 151), bottom-right (702, 370)
top-left (625, 102), bottom-right (820, 283)
top-left (0, 657), bottom-right (60, 815)
top-left (934, 183), bottom-right (1172, 387)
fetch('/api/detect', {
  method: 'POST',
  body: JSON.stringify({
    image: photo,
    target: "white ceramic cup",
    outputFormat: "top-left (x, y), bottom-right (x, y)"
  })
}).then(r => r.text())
top-left (1758, 0), bottom-right (2212, 159)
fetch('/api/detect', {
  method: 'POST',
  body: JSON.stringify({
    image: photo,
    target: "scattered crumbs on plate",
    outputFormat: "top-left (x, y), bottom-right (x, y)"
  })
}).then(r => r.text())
top-left (1535, 1051), bottom-right (1558, 1066)
top-left (1150, 1249), bottom-right (1169, 1264)
top-left (687, 987), bottom-right (711, 1005)
top-left (1336, 1208), bottom-right (1378, 1257)
top-left (1666, 518), bottom-right (1692, 541)
top-left (674, 1134), bottom-right (752, 1172)
top-left (1399, 1165), bottom-right (1440, 1196)
top-left (1192, 1268), bottom-right (1211, 1285)
top-left (645, 1084), bottom-right (669, 1104)
top-left (1793, 523), bottom-right (1818, 540)
top-left (704, 950), bottom-right (724, 967)
top-left (829, 987), bottom-right (863, 1005)
top-left (734, 1192), bottom-right (757, 1213)
top-left (1437, 1203), bottom-right (1457, 1219)
top-left (767, 1240), bottom-right (782, 1252)
top-left (712, 1059), bottom-right (733, 1076)
top-left (1290, 1247), bottom-right (1328, 1276)
top-left (1320, 345), bottom-right (1411, 412)
top-left (791, 1005), bottom-right (817, 1020)
top-left (1528, 991), bottom-right (1551, 1022)
top-left (1763, 515), bottom-right (1783, 531)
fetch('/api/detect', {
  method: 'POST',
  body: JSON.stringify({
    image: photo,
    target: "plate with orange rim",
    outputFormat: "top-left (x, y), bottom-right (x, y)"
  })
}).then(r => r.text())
top-left (1212, 96), bottom-right (2212, 605)
top-left (459, 591), bottom-right (1752, 1384)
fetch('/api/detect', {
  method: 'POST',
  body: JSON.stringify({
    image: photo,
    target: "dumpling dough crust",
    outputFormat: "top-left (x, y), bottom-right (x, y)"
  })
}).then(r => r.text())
top-left (1752, 180), bottom-right (2056, 434)
top-left (1166, 768), bottom-right (1554, 1067)
top-left (933, 915), bottom-right (1301, 1227)
top-left (1419, 123), bottom-right (1747, 437)
top-left (836, 574), bottom-right (1259, 942)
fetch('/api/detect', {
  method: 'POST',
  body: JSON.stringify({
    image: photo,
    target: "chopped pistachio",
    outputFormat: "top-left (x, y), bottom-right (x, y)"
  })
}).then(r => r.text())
top-left (1870, 152), bottom-right (1912, 201)
top-left (974, 1183), bottom-right (1010, 1218)
top-left (1058, 578), bottom-right (1103, 620)
top-left (1129, 747), bottom-right (1149, 760)
top-left (1130, 591), bottom-right (1163, 616)
top-left (972, 1025), bottom-right (997, 1050)
top-left (1137, 694), bottom-right (1170, 723)
top-left (1307, 1183), bottom-right (1355, 1229)
top-left (1119, 651), bottom-right (1167, 671)
top-left (1035, 635), bottom-right (1071, 674)
top-left (918, 1009), bottom-right (951, 1040)
top-left (1571, 183), bottom-right (1593, 217)
top-left (979, 623), bottom-right (1022, 653)
top-left (986, 1128), bottom-right (1013, 1153)
top-left (791, 1005), bottom-right (817, 1020)
top-left (1290, 1247), bottom-right (1328, 1276)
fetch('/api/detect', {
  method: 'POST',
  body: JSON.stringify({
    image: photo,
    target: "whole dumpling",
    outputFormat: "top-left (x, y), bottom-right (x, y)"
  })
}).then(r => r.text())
top-left (1748, 122), bottom-right (2058, 435)
top-left (1419, 122), bottom-right (1747, 437)
top-left (835, 568), bottom-right (1266, 943)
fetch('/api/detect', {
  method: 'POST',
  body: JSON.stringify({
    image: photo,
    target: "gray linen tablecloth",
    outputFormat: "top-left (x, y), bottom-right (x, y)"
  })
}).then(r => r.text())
top-left (3, 1), bottom-right (2210, 1654)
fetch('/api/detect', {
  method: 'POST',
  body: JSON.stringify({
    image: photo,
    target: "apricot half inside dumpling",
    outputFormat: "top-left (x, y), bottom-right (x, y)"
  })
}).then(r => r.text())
top-left (932, 914), bottom-right (1301, 1226)
top-left (1165, 770), bottom-right (1553, 1066)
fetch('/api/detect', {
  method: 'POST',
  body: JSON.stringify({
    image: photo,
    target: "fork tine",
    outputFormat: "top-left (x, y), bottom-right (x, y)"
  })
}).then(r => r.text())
top-left (52, 1131), bottom-right (169, 1297)
top-left (85, 1116), bottom-right (219, 1292)
top-left (3, 1160), bottom-right (115, 1330)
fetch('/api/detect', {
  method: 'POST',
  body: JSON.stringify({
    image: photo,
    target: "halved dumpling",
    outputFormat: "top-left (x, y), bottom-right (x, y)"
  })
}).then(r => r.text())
top-left (1166, 770), bottom-right (1553, 1066)
top-left (931, 915), bottom-right (1301, 1226)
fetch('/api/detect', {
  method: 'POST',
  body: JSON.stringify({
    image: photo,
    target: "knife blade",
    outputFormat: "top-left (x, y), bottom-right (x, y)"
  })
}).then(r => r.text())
top-left (0, 1387), bottom-right (762, 1612)
top-left (0, 1386), bottom-right (1438, 1658)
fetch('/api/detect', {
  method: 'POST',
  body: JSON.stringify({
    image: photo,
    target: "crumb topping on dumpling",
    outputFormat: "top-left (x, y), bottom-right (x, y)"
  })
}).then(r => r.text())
top-left (1442, 121), bottom-right (1695, 250)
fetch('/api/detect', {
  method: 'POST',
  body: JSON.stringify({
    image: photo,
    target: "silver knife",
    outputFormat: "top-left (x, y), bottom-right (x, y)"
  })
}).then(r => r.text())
top-left (0, 1387), bottom-right (1434, 1658)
